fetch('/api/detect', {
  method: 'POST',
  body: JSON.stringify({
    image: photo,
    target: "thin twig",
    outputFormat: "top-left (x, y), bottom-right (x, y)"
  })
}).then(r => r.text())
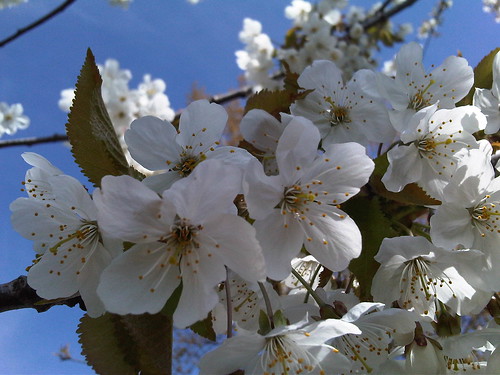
top-left (0, 0), bottom-right (77, 48)
top-left (0, 133), bottom-right (68, 149)
top-left (361, 0), bottom-right (419, 30)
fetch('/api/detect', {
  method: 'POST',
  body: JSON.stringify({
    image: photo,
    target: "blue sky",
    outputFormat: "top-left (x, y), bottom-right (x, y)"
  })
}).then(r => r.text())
top-left (0, 0), bottom-right (498, 374)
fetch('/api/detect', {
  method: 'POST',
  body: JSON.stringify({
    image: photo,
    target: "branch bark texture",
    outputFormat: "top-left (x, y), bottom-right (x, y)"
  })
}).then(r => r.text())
top-left (0, 275), bottom-right (82, 313)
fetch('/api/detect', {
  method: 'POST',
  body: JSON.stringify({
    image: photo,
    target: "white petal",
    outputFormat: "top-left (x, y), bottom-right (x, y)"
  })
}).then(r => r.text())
top-left (301, 206), bottom-right (362, 272)
top-left (296, 59), bottom-right (343, 93)
top-left (243, 158), bottom-right (283, 220)
top-left (49, 175), bottom-right (97, 219)
top-left (240, 109), bottom-right (284, 153)
top-left (95, 175), bottom-right (172, 242)
top-left (305, 142), bottom-right (374, 205)
top-left (97, 243), bottom-right (181, 315)
top-left (125, 116), bottom-right (182, 170)
top-left (254, 210), bottom-right (305, 280)
top-left (276, 116), bottom-right (320, 183)
top-left (429, 55), bottom-right (473, 105)
top-left (430, 204), bottom-right (475, 249)
top-left (177, 100), bottom-right (227, 153)
top-left (200, 213), bottom-right (266, 282)
top-left (164, 160), bottom-right (242, 222)
top-left (382, 144), bottom-right (422, 192)
top-left (198, 334), bottom-right (265, 375)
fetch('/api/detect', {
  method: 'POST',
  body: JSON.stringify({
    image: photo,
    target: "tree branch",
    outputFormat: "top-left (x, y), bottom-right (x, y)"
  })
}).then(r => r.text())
top-left (361, 0), bottom-right (419, 30)
top-left (0, 275), bottom-right (83, 313)
top-left (0, 0), bottom-right (77, 48)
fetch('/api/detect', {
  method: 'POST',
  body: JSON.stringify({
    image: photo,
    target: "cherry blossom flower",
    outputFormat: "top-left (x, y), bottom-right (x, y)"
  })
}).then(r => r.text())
top-left (10, 173), bottom-right (120, 317)
top-left (0, 102), bottom-right (29, 137)
top-left (381, 103), bottom-right (486, 200)
top-left (125, 99), bottom-right (252, 192)
top-left (198, 315), bottom-right (360, 375)
top-left (290, 59), bottom-right (394, 147)
top-left (430, 141), bottom-right (500, 289)
top-left (244, 115), bottom-right (374, 280)
top-left (330, 302), bottom-right (416, 374)
top-left (371, 236), bottom-right (492, 320)
top-left (375, 42), bottom-right (473, 132)
top-left (95, 160), bottom-right (266, 328)
top-left (473, 50), bottom-right (500, 133)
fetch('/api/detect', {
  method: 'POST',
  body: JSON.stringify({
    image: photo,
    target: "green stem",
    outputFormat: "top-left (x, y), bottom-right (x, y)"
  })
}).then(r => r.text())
top-left (304, 264), bottom-right (322, 304)
top-left (258, 281), bottom-right (275, 329)
top-left (291, 268), bottom-right (327, 308)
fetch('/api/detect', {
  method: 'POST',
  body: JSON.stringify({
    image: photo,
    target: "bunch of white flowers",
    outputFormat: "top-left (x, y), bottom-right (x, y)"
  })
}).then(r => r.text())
top-left (483, 0), bottom-right (500, 23)
top-left (236, 0), bottom-right (414, 89)
top-left (10, 40), bottom-right (500, 374)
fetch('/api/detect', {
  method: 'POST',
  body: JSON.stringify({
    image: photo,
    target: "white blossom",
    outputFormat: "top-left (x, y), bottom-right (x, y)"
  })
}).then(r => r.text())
top-left (11, 171), bottom-right (120, 317)
top-left (291, 60), bottom-right (394, 147)
top-left (244, 115), bottom-right (374, 280)
top-left (376, 42), bottom-right (474, 132)
top-left (95, 160), bottom-right (266, 328)
top-left (0, 102), bottom-right (29, 137)
top-left (372, 236), bottom-right (491, 319)
top-left (382, 103), bottom-right (486, 200)
top-left (199, 315), bottom-right (359, 375)
top-left (125, 99), bottom-right (252, 192)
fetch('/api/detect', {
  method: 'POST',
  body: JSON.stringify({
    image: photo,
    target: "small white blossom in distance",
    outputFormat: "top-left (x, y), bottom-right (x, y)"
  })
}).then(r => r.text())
top-left (0, 102), bottom-right (30, 137)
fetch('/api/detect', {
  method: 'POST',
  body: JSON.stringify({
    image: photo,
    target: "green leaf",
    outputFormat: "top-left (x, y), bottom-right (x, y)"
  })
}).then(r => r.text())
top-left (66, 49), bottom-right (144, 187)
top-left (78, 313), bottom-right (137, 375)
top-left (258, 309), bottom-right (271, 335)
top-left (160, 282), bottom-right (182, 317)
top-left (344, 196), bottom-right (397, 301)
top-left (189, 312), bottom-right (216, 342)
top-left (272, 309), bottom-right (289, 327)
top-left (317, 267), bottom-right (333, 288)
top-left (369, 153), bottom-right (441, 206)
top-left (244, 62), bottom-right (312, 119)
top-left (457, 47), bottom-right (500, 106)
top-left (78, 312), bottom-right (173, 375)
top-left (121, 314), bottom-right (173, 375)
top-left (244, 89), bottom-right (295, 119)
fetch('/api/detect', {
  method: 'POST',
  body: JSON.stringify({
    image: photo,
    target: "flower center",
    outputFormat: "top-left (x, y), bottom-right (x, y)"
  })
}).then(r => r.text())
top-left (322, 96), bottom-right (351, 127)
top-left (469, 196), bottom-right (500, 237)
top-left (49, 220), bottom-right (98, 254)
top-left (280, 185), bottom-right (316, 213)
top-left (262, 335), bottom-right (318, 375)
top-left (172, 152), bottom-right (205, 177)
top-left (328, 105), bottom-right (351, 126)
top-left (416, 137), bottom-right (452, 157)
top-left (399, 257), bottom-right (455, 314)
top-left (160, 217), bottom-right (202, 265)
top-left (408, 80), bottom-right (436, 111)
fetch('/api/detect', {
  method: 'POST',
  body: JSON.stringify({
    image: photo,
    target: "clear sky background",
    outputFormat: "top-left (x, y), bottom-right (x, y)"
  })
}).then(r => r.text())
top-left (0, 0), bottom-right (498, 374)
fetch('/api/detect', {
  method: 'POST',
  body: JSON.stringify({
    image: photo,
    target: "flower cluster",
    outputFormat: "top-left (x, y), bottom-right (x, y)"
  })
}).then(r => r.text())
top-left (59, 58), bottom-right (175, 155)
top-left (236, 0), bottom-right (413, 89)
top-left (483, 0), bottom-right (500, 23)
top-left (11, 36), bottom-right (500, 375)
top-left (0, 0), bottom-right (26, 9)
